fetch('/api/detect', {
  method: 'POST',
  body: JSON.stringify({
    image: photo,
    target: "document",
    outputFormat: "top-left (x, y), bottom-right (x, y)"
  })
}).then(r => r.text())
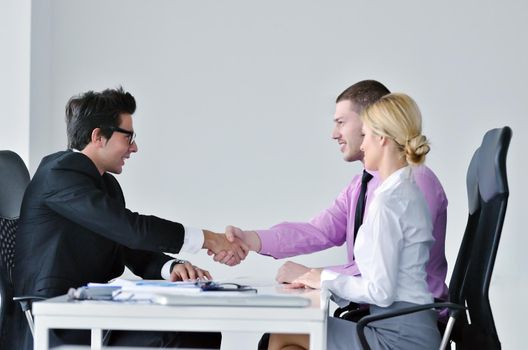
top-left (68, 279), bottom-right (311, 307)
top-left (78, 279), bottom-right (258, 302)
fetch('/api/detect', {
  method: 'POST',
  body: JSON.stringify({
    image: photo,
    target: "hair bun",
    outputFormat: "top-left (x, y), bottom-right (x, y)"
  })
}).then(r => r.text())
top-left (405, 134), bottom-right (430, 165)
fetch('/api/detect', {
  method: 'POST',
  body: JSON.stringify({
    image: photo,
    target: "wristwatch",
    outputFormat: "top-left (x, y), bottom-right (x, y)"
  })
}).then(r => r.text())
top-left (170, 259), bottom-right (189, 272)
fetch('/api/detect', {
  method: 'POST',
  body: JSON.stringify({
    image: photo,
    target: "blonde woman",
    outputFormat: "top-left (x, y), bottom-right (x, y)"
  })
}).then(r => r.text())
top-left (269, 93), bottom-right (441, 350)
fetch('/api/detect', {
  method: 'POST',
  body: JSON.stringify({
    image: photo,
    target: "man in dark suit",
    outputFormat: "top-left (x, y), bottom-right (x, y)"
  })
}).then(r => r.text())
top-left (13, 87), bottom-right (246, 349)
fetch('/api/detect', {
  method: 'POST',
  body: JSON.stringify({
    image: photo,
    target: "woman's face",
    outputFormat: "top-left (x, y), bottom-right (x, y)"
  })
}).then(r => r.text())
top-left (359, 124), bottom-right (382, 171)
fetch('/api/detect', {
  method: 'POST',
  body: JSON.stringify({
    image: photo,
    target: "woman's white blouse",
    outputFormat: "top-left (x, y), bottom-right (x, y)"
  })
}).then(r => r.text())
top-left (321, 166), bottom-right (434, 307)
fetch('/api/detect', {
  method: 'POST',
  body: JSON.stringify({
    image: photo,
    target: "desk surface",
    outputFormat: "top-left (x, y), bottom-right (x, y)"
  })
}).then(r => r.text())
top-left (33, 281), bottom-right (328, 350)
top-left (34, 282), bottom-right (325, 322)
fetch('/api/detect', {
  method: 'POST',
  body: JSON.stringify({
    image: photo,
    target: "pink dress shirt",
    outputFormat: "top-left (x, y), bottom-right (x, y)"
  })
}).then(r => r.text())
top-left (257, 165), bottom-right (448, 300)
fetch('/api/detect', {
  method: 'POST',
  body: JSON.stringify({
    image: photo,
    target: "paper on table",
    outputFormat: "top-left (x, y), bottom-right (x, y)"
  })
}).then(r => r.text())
top-left (112, 290), bottom-right (260, 302)
top-left (86, 279), bottom-right (262, 302)
top-left (89, 278), bottom-right (195, 288)
top-left (88, 278), bottom-right (203, 296)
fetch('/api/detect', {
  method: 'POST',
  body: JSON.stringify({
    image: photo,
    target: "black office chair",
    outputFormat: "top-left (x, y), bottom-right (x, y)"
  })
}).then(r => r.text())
top-left (354, 126), bottom-right (511, 350)
top-left (0, 150), bottom-right (31, 349)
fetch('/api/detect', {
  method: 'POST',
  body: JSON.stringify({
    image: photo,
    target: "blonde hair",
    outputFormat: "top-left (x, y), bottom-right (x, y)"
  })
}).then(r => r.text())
top-left (361, 93), bottom-right (430, 165)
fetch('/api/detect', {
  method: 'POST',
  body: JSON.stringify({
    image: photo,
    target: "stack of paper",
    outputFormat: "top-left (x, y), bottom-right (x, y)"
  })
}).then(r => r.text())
top-left (71, 279), bottom-right (310, 307)
top-left (87, 278), bottom-right (202, 301)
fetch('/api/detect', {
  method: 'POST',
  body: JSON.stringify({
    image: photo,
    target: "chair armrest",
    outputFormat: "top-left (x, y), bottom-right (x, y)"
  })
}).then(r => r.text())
top-left (333, 301), bottom-right (361, 317)
top-left (13, 296), bottom-right (46, 312)
top-left (357, 302), bottom-right (466, 350)
top-left (336, 298), bottom-right (446, 319)
top-left (13, 296), bottom-right (46, 338)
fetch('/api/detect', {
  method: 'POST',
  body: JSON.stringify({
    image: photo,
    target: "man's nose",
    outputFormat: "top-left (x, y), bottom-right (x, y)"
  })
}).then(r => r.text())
top-left (331, 126), bottom-right (340, 139)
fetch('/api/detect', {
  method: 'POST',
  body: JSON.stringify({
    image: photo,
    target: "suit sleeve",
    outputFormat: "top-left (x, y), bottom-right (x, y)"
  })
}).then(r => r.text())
top-left (122, 246), bottom-right (173, 279)
top-left (43, 165), bottom-right (185, 254)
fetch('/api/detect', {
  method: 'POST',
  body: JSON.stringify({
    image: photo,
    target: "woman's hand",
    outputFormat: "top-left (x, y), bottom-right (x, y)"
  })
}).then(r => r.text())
top-left (286, 268), bottom-right (323, 289)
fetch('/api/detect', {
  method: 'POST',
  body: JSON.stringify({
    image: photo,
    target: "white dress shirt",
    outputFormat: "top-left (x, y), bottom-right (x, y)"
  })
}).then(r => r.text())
top-left (161, 226), bottom-right (204, 279)
top-left (321, 166), bottom-right (434, 307)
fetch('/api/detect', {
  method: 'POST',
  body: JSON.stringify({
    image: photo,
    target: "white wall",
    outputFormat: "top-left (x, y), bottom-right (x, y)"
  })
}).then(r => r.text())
top-left (0, 0), bottom-right (31, 165)
top-left (22, 0), bottom-right (528, 348)
top-left (29, 0), bottom-right (53, 172)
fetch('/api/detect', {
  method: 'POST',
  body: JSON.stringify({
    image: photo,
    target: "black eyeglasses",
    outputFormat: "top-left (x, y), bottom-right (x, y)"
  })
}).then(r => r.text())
top-left (109, 127), bottom-right (136, 145)
top-left (196, 281), bottom-right (257, 293)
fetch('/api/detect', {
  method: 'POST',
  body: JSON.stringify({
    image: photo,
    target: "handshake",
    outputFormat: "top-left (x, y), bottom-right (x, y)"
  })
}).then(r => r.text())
top-left (204, 225), bottom-right (261, 266)
top-left (202, 226), bottom-right (318, 287)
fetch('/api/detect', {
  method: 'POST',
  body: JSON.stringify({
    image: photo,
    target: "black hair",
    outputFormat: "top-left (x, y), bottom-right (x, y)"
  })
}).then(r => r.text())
top-left (336, 80), bottom-right (391, 113)
top-left (65, 86), bottom-right (136, 150)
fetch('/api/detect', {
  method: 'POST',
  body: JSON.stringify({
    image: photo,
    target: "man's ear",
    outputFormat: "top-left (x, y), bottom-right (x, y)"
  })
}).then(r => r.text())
top-left (90, 128), bottom-right (105, 147)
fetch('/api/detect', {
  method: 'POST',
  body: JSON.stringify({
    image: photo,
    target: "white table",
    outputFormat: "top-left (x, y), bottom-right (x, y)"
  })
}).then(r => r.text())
top-left (32, 282), bottom-right (328, 350)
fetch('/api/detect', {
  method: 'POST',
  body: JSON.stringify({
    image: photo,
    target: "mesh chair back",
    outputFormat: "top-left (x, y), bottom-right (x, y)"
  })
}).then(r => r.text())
top-left (448, 127), bottom-right (511, 349)
top-left (0, 150), bottom-right (30, 349)
top-left (0, 150), bottom-right (30, 279)
top-left (0, 218), bottom-right (17, 281)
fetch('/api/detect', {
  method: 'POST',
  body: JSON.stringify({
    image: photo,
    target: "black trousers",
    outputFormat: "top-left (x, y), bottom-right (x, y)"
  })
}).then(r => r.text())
top-left (50, 329), bottom-right (222, 348)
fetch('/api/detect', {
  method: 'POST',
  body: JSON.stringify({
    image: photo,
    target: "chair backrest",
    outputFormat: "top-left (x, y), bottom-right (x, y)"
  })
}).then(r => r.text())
top-left (0, 150), bottom-right (30, 278)
top-left (0, 150), bottom-right (30, 349)
top-left (448, 127), bottom-right (511, 349)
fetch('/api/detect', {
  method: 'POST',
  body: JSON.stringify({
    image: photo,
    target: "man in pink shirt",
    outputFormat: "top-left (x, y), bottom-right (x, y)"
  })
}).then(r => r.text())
top-left (214, 80), bottom-right (448, 301)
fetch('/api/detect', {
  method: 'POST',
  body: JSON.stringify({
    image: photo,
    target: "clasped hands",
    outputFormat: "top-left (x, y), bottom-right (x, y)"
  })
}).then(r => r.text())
top-left (202, 228), bottom-right (250, 266)
top-left (170, 228), bottom-right (249, 282)
top-left (207, 225), bottom-right (322, 289)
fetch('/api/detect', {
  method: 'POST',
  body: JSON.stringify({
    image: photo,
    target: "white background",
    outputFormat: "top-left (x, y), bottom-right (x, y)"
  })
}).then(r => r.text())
top-left (2, 0), bottom-right (526, 348)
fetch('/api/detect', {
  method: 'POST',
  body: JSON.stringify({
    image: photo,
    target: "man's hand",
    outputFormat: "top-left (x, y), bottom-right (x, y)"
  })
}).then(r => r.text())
top-left (169, 261), bottom-right (212, 281)
top-left (225, 225), bottom-right (261, 251)
top-left (286, 268), bottom-right (323, 289)
top-left (203, 229), bottom-right (249, 266)
top-left (208, 225), bottom-right (261, 265)
top-left (275, 261), bottom-right (311, 284)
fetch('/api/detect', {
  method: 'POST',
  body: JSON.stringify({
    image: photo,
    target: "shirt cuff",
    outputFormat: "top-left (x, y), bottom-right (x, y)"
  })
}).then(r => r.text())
top-left (255, 229), bottom-right (277, 255)
top-left (326, 264), bottom-right (361, 276)
top-left (320, 269), bottom-right (343, 306)
top-left (321, 269), bottom-right (339, 284)
top-left (180, 226), bottom-right (204, 254)
top-left (161, 259), bottom-right (176, 280)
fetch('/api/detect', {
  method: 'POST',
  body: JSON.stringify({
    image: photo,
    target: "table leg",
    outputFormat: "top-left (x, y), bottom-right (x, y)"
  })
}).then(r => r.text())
top-left (309, 330), bottom-right (324, 350)
top-left (309, 318), bottom-right (327, 350)
top-left (33, 321), bottom-right (49, 350)
top-left (91, 328), bottom-right (103, 350)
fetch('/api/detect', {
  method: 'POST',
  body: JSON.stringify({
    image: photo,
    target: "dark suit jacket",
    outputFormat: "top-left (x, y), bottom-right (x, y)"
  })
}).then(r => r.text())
top-left (13, 150), bottom-right (187, 348)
